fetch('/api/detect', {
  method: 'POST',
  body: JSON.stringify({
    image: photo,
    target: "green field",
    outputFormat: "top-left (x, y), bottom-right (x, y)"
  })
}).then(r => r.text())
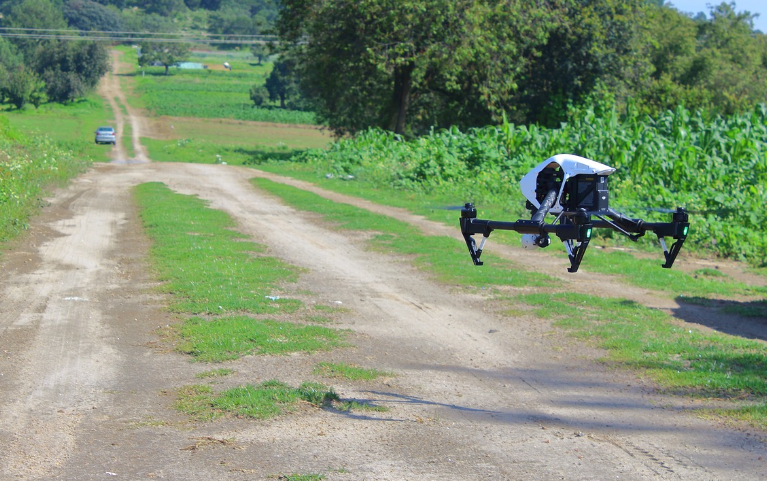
top-left (1, 95), bottom-right (116, 163)
top-left (121, 47), bottom-right (316, 125)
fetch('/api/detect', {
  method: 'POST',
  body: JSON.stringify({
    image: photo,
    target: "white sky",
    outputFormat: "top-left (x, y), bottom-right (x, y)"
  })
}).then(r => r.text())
top-left (667, 1), bottom-right (766, 32)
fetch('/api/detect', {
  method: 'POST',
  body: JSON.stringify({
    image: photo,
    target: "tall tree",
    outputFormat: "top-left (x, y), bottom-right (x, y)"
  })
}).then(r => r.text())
top-left (33, 40), bottom-right (111, 102)
top-left (510, 0), bottom-right (649, 126)
top-left (278, 0), bottom-right (552, 136)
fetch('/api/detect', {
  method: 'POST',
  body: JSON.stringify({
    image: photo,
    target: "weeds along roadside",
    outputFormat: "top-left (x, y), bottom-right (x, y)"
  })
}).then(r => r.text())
top-left (0, 116), bottom-right (92, 246)
top-left (133, 182), bottom-right (391, 421)
top-left (253, 177), bottom-right (767, 429)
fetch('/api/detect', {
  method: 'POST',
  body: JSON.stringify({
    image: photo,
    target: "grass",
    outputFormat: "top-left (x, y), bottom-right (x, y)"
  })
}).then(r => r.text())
top-left (251, 178), bottom-right (554, 289)
top-left (177, 316), bottom-right (346, 362)
top-left (517, 292), bottom-right (767, 407)
top-left (141, 138), bottom-right (315, 166)
top-left (195, 368), bottom-right (234, 379)
top-left (134, 182), bottom-right (303, 315)
top-left (582, 249), bottom-right (766, 299)
top-left (277, 474), bottom-right (326, 481)
top-left (143, 117), bottom-right (330, 149)
top-left (0, 116), bottom-right (92, 244)
top-left (2, 95), bottom-right (116, 163)
top-left (126, 50), bottom-right (316, 125)
top-left (313, 362), bottom-right (393, 381)
top-left (176, 379), bottom-right (387, 422)
top-left (175, 380), bottom-right (339, 421)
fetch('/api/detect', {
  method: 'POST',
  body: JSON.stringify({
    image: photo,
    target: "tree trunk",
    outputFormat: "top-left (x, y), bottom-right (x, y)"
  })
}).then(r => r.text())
top-left (389, 63), bottom-right (414, 135)
top-left (164, 64), bottom-right (169, 75)
top-left (279, 92), bottom-right (286, 109)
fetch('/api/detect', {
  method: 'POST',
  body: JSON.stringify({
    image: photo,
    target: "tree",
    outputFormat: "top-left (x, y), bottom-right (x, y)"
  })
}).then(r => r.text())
top-left (250, 43), bottom-right (268, 64)
top-left (137, 41), bottom-right (190, 75)
top-left (635, 2), bottom-right (767, 115)
top-left (139, 0), bottom-right (187, 17)
top-left (3, 66), bottom-right (43, 109)
top-left (509, 0), bottom-right (649, 126)
top-left (63, 0), bottom-right (124, 32)
top-left (1, 0), bottom-right (68, 58)
top-left (278, 0), bottom-right (553, 136)
top-left (264, 58), bottom-right (304, 109)
top-left (33, 40), bottom-right (111, 102)
top-left (249, 84), bottom-right (269, 106)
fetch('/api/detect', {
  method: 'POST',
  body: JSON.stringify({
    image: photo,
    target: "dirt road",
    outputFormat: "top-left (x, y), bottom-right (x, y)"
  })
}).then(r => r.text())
top-left (0, 58), bottom-right (765, 480)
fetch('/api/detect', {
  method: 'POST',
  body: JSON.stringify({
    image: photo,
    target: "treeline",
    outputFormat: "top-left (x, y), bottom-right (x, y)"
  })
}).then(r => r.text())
top-left (275, 0), bottom-right (767, 136)
top-left (0, 0), bottom-right (111, 108)
top-left (0, 0), bottom-right (281, 37)
top-left (0, 0), bottom-right (281, 108)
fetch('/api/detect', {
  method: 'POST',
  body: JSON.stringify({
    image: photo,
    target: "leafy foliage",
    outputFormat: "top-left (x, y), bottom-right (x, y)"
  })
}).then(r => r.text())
top-left (2, 66), bottom-right (44, 109)
top-left (637, 3), bottom-right (767, 117)
top-left (62, 0), bottom-right (125, 32)
top-left (34, 40), bottom-right (110, 103)
top-left (262, 57), bottom-right (306, 110)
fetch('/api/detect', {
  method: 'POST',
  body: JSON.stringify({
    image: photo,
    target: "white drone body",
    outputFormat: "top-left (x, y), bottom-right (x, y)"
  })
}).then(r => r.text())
top-left (519, 154), bottom-right (616, 213)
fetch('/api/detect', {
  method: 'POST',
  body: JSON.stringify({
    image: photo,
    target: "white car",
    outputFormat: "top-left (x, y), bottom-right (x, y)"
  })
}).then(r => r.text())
top-left (95, 126), bottom-right (116, 145)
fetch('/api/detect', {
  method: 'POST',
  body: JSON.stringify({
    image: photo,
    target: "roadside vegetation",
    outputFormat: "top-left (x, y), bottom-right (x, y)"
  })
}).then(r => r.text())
top-left (253, 178), bottom-right (767, 427)
top-left (0, 116), bottom-right (91, 245)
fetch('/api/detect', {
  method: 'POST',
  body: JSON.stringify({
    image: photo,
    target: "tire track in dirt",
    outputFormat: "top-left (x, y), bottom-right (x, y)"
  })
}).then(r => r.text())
top-left (0, 173), bottom-right (132, 478)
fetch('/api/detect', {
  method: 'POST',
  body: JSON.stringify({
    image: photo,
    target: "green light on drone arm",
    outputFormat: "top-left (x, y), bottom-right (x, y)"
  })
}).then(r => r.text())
top-left (683, 226), bottom-right (689, 236)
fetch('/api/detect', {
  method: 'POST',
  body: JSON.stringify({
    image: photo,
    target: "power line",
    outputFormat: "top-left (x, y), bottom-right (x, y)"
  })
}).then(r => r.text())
top-left (0, 27), bottom-right (279, 45)
top-left (0, 27), bottom-right (277, 39)
top-left (0, 33), bottom-right (273, 44)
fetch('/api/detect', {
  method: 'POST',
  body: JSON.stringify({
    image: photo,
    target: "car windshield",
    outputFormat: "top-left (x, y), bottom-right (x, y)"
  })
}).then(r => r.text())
top-left (98, 128), bottom-right (114, 132)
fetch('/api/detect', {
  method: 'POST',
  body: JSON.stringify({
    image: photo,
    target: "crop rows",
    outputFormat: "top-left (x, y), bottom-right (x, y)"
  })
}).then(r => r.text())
top-left (136, 72), bottom-right (316, 125)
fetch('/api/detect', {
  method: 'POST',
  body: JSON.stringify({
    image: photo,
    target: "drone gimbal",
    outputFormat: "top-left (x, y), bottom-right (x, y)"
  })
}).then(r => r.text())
top-left (459, 154), bottom-right (690, 272)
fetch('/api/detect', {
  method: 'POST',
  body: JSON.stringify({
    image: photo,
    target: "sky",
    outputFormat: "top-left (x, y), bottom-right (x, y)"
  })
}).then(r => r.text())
top-left (667, 1), bottom-right (766, 32)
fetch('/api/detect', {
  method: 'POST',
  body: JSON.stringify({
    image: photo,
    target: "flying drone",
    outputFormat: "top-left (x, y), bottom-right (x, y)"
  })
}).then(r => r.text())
top-left (459, 154), bottom-right (690, 272)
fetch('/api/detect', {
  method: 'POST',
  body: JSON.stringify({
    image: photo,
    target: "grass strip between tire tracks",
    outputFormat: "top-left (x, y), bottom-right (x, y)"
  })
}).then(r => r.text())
top-left (134, 182), bottom-right (345, 362)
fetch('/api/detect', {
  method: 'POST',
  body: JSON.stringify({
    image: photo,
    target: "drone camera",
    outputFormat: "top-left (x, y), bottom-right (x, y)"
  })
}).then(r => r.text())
top-left (564, 174), bottom-right (610, 212)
